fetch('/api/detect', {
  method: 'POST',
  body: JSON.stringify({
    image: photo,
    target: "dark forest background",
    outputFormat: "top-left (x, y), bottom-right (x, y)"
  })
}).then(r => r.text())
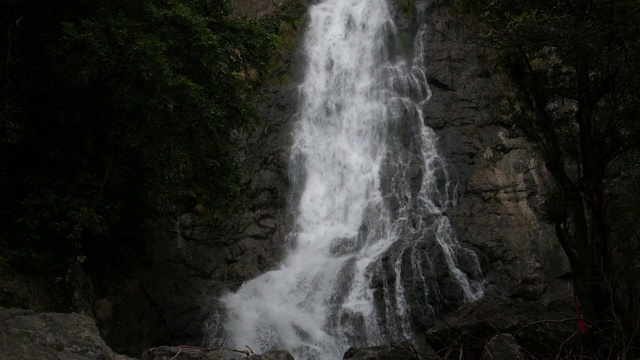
top-left (0, 0), bottom-right (302, 308)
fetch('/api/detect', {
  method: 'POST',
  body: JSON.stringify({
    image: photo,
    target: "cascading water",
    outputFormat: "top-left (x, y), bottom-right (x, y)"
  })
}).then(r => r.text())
top-left (214, 1), bottom-right (484, 359)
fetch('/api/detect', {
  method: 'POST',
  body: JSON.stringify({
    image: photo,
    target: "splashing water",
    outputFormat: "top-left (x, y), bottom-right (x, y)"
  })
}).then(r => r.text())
top-left (215, 1), bottom-right (484, 359)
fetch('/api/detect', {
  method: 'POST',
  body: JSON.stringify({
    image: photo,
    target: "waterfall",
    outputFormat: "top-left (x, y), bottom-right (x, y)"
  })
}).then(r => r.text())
top-left (213, 1), bottom-right (484, 359)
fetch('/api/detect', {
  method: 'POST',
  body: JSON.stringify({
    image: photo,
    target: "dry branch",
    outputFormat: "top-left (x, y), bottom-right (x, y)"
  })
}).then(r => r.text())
top-left (169, 344), bottom-right (254, 360)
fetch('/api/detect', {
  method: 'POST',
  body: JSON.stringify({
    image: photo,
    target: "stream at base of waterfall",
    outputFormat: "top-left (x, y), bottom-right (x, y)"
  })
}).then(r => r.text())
top-left (209, 1), bottom-right (484, 359)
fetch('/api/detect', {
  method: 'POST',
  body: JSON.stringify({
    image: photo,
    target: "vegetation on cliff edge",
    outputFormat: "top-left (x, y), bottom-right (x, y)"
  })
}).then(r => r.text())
top-left (0, 0), bottom-right (299, 308)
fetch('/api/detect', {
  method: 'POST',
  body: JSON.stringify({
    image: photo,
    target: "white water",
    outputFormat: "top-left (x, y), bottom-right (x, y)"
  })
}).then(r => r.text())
top-left (215, 1), bottom-right (483, 359)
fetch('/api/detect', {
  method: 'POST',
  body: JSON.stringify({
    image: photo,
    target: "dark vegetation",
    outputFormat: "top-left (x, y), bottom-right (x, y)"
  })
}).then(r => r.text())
top-left (455, 0), bottom-right (640, 357)
top-left (0, 0), bottom-right (302, 309)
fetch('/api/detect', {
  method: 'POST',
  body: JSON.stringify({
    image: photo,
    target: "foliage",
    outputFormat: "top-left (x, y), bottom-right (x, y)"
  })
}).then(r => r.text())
top-left (258, 0), bottom-right (307, 84)
top-left (0, 0), bottom-right (279, 288)
top-left (394, 0), bottom-right (416, 24)
top-left (455, 0), bottom-right (640, 356)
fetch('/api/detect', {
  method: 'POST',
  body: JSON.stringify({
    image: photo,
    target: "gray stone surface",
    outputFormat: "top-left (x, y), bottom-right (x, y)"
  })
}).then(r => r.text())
top-left (422, 0), bottom-right (570, 299)
top-left (0, 307), bottom-right (134, 360)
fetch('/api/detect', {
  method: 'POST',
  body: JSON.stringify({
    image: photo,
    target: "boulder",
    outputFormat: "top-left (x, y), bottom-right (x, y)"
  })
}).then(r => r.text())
top-left (0, 307), bottom-right (133, 360)
top-left (482, 334), bottom-right (524, 360)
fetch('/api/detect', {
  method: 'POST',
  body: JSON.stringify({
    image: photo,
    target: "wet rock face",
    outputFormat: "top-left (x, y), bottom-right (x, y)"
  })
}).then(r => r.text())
top-left (421, 0), bottom-right (570, 299)
top-left (0, 307), bottom-right (133, 360)
top-left (219, 84), bottom-right (299, 290)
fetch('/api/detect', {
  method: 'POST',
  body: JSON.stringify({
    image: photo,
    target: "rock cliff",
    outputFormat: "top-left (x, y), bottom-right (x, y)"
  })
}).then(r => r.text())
top-left (420, 0), bottom-right (570, 301)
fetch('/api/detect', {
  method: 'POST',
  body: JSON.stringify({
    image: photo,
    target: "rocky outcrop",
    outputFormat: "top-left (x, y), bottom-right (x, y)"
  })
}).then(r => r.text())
top-left (0, 305), bottom-right (297, 360)
top-left (425, 297), bottom-right (578, 359)
top-left (343, 341), bottom-right (423, 360)
top-left (421, 0), bottom-right (570, 300)
top-left (0, 306), bottom-right (134, 360)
